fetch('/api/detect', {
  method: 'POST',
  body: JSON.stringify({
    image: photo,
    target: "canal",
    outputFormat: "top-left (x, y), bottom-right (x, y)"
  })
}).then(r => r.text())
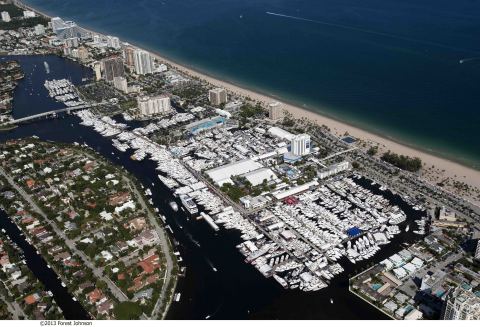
top-left (0, 210), bottom-right (90, 319)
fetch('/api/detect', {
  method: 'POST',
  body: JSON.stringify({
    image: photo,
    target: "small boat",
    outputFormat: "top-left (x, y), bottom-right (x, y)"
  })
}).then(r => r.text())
top-left (174, 293), bottom-right (181, 302)
top-left (170, 201), bottom-right (178, 212)
top-left (330, 298), bottom-right (334, 304)
top-left (405, 225), bottom-right (410, 232)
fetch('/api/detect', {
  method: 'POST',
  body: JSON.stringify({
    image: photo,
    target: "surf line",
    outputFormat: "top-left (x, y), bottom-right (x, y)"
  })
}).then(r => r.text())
top-left (265, 11), bottom-right (480, 55)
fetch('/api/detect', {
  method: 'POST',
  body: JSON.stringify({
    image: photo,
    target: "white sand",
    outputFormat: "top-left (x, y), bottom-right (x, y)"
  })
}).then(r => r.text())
top-left (148, 51), bottom-right (480, 192)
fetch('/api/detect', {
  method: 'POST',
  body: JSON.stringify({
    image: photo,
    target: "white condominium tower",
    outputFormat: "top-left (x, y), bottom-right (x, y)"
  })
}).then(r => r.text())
top-left (23, 10), bottom-right (36, 18)
top-left (475, 239), bottom-right (480, 260)
top-left (208, 88), bottom-right (228, 106)
top-left (137, 95), bottom-right (171, 116)
top-left (106, 35), bottom-right (121, 49)
top-left (442, 286), bottom-right (480, 320)
top-left (268, 102), bottom-right (284, 120)
top-left (1, 11), bottom-right (11, 22)
top-left (291, 134), bottom-right (311, 156)
top-left (134, 50), bottom-right (154, 75)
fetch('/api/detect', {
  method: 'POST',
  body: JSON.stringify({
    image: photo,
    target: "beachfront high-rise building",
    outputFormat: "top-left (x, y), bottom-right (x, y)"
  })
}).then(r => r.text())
top-left (92, 34), bottom-right (101, 44)
top-left (73, 47), bottom-right (89, 62)
top-left (475, 240), bottom-right (480, 260)
top-left (209, 88), bottom-right (228, 106)
top-left (102, 56), bottom-right (125, 82)
top-left (63, 37), bottom-right (79, 48)
top-left (290, 134), bottom-right (311, 157)
top-left (93, 62), bottom-right (102, 81)
top-left (441, 286), bottom-right (480, 320)
top-left (50, 17), bottom-right (89, 40)
top-left (1, 11), bottom-right (11, 23)
top-left (23, 10), bottom-right (36, 18)
top-left (134, 50), bottom-right (154, 75)
top-left (51, 17), bottom-right (65, 33)
top-left (113, 77), bottom-right (129, 93)
top-left (137, 95), bottom-right (172, 116)
top-left (123, 45), bottom-right (136, 67)
top-left (106, 36), bottom-right (121, 50)
top-left (268, 102), bottom-right (284, 120)
top-left (34, 24), bottom-right (45, 36)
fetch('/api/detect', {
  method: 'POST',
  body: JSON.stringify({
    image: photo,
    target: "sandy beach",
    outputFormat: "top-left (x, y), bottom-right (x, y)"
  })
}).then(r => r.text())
top-left (148, 51), bottom-right (480, 189)
top-left (18, 1), bottom-right (480, 201)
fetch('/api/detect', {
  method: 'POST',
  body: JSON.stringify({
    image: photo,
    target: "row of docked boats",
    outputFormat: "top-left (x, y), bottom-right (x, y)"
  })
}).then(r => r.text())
top-left (44, 78), bottom-right (84, 107)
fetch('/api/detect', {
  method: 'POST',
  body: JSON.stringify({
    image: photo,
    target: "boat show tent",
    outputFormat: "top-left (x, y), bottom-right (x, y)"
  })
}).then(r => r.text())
top-left (347, 227), bottom-right (362, 237)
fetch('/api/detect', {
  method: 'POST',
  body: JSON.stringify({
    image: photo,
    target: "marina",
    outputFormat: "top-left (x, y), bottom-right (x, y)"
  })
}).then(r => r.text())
top-left (72, 107), bottom-right (426, 293)
top-left (0, 54), bottom-right (427, 319)
top-left (44, 78), bottom-right (84, 107)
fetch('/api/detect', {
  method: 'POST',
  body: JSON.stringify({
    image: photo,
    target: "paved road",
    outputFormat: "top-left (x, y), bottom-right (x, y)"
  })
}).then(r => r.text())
top-left (124, 177), bottom-right (176, 319)
top-left (0, 287), bottom-right (25, 319)
top-left (0, 168), bottom-right (129, 304)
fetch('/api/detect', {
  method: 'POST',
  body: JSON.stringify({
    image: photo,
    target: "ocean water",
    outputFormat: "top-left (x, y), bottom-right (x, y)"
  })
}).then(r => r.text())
top-left (25, 0), bottom-right (480, 168)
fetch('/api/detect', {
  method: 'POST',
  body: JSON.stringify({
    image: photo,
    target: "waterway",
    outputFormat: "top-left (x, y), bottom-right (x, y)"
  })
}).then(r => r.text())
top-left (0, 55), bottom-right (426, 319)
top-left (0, 211), bottom-right (90, 319)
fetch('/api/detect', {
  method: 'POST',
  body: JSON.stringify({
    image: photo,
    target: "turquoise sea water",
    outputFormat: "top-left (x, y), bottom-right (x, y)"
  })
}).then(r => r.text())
top-left (25, 0), bottom-right (480, 168)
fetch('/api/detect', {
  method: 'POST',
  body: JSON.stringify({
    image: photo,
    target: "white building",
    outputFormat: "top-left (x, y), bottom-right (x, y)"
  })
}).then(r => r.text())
top-left (63, 37), bottom-right (79, 48)
top-left (155, 63), bottom-right (168, 73)
top-left (208, 88), bottom-right (228, 106)
top-left (93, 62), bottom-right (102, 81)
top-left (404, 309), bottom-right (423, 320)
top-left (241, 168), bottom-right (278, 186)
top-left (268, 126), bottom-right (294, 141)
top-left (290, 134), bottom-right (310, 156)
top-left (1, 11), bottom-right (11, 23)
top-left (442, 287), bottom-right (480, 320)
top-left (92, 34), bottom-right (101, 44)
top-left (134, 49), bottom-right (154, 75)
top-left (113, 76), bottom-right (128, 93)
top-left (50, 17), bottom-right (65, 33)
top-left (23, 10), bottom-right (36, 18)
top-left (34, 24), bottom-right (45, 36)
top-left (318, 161), bottom-right (351, 179)
top-left (50, 17), bottom-right (88, 40)
top-left (106, 35), bottom-right (121, 49)
top-left (268, 102), bottom-right (283, 120)
top-left (206, 159), bottom-right (263, 186)
top-left (137, 95), bottom-right (171, 116)
top-left (475, 240), bottom-right (480, 260)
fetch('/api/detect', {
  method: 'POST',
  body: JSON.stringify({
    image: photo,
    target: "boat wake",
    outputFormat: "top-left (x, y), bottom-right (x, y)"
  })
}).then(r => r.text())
top-left (459, 57), bottom-right (480, 64)
top-left (265, 11), bottom-right (480, 54)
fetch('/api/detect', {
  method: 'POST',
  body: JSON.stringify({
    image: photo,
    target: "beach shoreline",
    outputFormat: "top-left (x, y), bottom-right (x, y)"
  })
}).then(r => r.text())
top-left (17, 1), bottom-right (480, 193)
top-left (139, 50), bottom-right (480, 188)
